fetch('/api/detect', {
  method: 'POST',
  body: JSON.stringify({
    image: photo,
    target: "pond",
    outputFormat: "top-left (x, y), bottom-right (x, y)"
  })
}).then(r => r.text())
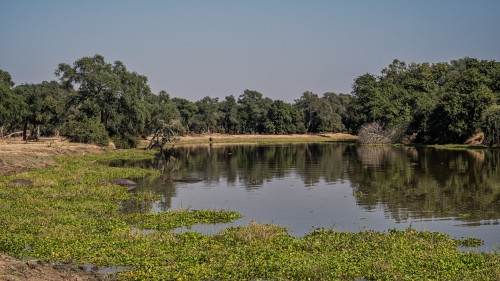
top-left (116, 143), bottom-right (500, 252)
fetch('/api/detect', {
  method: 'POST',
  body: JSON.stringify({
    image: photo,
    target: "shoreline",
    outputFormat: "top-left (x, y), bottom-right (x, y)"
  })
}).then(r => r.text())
top-left (161, 132), bottom-right (357, 146)
top-left (1, 142), bottom-right (499, 280)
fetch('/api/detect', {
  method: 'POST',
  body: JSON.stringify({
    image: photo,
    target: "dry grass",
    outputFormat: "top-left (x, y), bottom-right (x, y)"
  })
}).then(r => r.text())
top-left (0, 254), bottom-right (98, 281)
top-left (150, 133), bottom-right (358, 146)
top-left (1, 134), bottom-right (356, 176)
top-left (227, 221), bottom-right (285, 243)
top-left (1, 134), bottom-right (356, 175)
top-left (0, 137), bottom-right (104, 176)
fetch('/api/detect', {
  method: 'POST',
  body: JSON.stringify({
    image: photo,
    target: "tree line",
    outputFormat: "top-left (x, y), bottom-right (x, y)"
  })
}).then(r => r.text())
top-left (1, 55), bottom-right (499, 147)
top-left (349, 58), bottom-right (500, 145)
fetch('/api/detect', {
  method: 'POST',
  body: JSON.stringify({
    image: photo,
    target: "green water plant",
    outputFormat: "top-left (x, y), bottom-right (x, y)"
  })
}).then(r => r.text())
top-left (0, 149), bottom-right (498, 280)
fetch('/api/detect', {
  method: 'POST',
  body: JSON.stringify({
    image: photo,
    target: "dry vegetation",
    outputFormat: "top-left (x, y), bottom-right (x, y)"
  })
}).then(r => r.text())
top-left (1, 133), bottom-right (356, 176)
top-left (176, 132), bottom-right (357, 144)
top-left (0, 137), bottom-right (105, 176)
top-left (0, 255), bottom-right (98, 281)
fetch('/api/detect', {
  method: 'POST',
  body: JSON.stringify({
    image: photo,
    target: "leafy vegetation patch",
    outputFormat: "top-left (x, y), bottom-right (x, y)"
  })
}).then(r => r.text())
top-left (428, 144), bottom-right (500, 150)
top-left (124, 210), bottom-right (241, 231)
top-left (0, 150), bottom-right (498, 280)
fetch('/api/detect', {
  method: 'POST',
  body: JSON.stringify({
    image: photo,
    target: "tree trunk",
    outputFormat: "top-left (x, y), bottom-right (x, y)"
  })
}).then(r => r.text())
top-left (22, 122), bottom-right (28, 141)
top-left (307, 118), bottom-right (312, 133)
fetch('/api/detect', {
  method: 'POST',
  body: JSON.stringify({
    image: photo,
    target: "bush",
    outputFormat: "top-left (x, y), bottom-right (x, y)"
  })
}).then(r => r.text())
top-left (357, 122), bottom-right (403, 144)
top-left (61, 118), bottom-right (109, 146)
top-left (482, 105), bottom-right (500, 146)
top-left (111, 133), bottom-right (140, 149)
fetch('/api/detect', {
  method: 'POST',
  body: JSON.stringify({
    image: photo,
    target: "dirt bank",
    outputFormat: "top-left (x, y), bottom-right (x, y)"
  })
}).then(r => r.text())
top-left (175, 132), bottom-right (357, 145)
top-left (0, 255), bottom-right (101, 281)
top-left (0, 137), bottom-right (104, 176)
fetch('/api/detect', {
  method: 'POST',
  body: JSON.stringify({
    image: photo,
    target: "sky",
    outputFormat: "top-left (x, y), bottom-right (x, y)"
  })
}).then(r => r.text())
top-left (1, 0), bottom-right (499, 102)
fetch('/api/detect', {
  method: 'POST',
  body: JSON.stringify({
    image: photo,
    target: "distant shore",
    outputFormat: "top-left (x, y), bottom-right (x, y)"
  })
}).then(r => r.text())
top-left (175, 132), bottom-right (357, 145)
top-left (0, 134), bottom-right (356, 176)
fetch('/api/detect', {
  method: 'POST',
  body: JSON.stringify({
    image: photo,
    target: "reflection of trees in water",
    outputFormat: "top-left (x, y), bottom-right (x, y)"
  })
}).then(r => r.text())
top-left (118, 144), bottom-right (500, 223)
top-left (169, 144), bottom-right (351, 190)
top-left (121, 174), bottom-right (178, 213)
top-left (355, 146), bottom-right (417, 167)
top-left (350, 146), bottom-right (500, 223)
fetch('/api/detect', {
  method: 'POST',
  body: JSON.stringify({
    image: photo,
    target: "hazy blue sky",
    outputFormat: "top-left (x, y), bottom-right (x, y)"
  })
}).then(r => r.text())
top-left (1, 0), bottom-right (499, 101)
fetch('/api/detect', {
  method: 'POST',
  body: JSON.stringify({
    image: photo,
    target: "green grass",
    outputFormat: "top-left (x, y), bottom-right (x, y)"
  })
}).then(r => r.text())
top-left (1, 149), bottom-right (498, 280)
top-left (427, 144), bottom-right (500, 150)
top-left (362, 143), bottom-right (500, 150)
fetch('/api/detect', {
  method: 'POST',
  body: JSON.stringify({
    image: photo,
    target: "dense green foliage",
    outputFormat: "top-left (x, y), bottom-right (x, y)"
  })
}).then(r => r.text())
top-left (349, 58), bottom-right (500, 144)
top-left (0, 150), bottom-right (498, 280)
top-left (1, 56), bottom-right (499, 145)
top-left (60, 117), bottom-right (109, 146)
top-left (482, 105), bottom-right (500, 146)
top-left (0, 70), bottom-right (24, 138)
top-left (0, 55), bottom-right (348, 146)
top-left (55, 55), bottom-right (152, 147)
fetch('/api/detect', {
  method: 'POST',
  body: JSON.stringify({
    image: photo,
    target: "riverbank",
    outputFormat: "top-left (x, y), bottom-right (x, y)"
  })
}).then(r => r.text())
top-left (0, 137), bottom-right (105, 176)
top-left (1, 134), bottom-right (355, 176)
top-left (177, 132), bottom-right (357, 145)
top-left (0, 254), bottom-right (98, 281)
top-left (1, 148), bottom-right (499, 280)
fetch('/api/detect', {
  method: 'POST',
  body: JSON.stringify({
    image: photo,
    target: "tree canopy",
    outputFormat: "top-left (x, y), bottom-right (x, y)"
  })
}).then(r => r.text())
top-left (349, 57), bottom-right (500, 144)
top-left (1, 56), bottom-right (498, 146)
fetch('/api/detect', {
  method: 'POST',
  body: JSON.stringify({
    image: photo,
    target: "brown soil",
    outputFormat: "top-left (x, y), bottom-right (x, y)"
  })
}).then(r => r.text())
top-left (0, 137), bottom-right (105, 177)
top-left (0, 255), bottom-right (101, 281)
top-left (464, 132), bottom-right (485, 145)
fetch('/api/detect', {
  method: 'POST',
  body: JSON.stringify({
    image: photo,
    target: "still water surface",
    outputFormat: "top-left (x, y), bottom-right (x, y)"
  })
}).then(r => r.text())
top-left (117, 143), bottom-right (500, 251)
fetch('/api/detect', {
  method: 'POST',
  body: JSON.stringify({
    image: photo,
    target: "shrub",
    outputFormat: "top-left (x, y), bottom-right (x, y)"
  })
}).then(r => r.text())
top-left (111, 133), bottom-right (140, 149)
top-left (357, 122), bottom-right (403, 144)
top-left (60, 118), bottom-right (109, 146)
top-left (482, 105), bottom-right (500, 146)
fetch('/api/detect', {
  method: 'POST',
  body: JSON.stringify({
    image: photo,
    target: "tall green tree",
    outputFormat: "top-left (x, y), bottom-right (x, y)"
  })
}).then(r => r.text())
top-left (219, 95), bottom-right (241, 134)
top-left (348, 58), bottom-right (499, 143)
top-left (294, 91), bottom-right (322, 133)
top-left (322, 92), bottom-right (350, 132)
top-left (482, 105), bottom-right (500, 146)
top-left (13, 81), bottom-right (68, 140)
top-left (429, 58), bottom-right (497, 143)
top-left (401, 63), bottom-right (441, 142)
top-left (431, 85), bottom-right (495, 143)
top-left (147, 90), bottom-right (181, 133)
top-left (55, 55), bottom-right (152, 147)
top-left (346, 74), bottom-right (380, 132)
top-left (195, 96), bottom-right (221, 133)
top-left (0, 69), bottom-right (25, 137)
top-left (295, 91), bottom-right (346, 133)
top-left (238, 90), bottom-right (272, 134)
top-left (173, 97), bottom-right (198, 133)
top-left (265, 100), bottom-right (304, 134)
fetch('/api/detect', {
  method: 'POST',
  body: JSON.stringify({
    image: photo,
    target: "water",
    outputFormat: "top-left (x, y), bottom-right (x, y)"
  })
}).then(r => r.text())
top-left (115, 143), bottom-right (500, 252)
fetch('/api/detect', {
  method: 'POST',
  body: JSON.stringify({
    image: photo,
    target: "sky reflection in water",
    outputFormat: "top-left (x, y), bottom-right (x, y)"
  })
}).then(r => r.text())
top-left (118, 143), bottom-right (500, 252)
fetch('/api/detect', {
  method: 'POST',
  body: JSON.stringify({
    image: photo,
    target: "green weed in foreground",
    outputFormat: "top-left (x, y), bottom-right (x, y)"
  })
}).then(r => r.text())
top-left (0, 149), bottom-right (498, 280)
